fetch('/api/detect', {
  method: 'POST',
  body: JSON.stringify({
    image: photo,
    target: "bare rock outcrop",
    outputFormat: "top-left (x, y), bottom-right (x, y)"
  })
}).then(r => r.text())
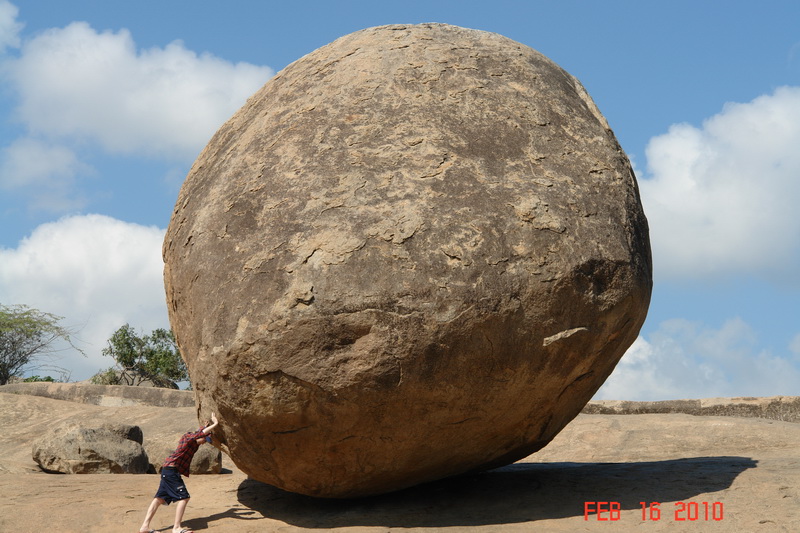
top-left (32, 422), bottom-right (149, 474)
top-left (163, 23), bottom-right (652, 497)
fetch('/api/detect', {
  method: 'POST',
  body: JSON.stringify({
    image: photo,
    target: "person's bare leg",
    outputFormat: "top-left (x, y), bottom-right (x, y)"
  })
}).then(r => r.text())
top-left (139, 497), bottom-right (164, 532)
top-left (172, 497), bottom-right (190, 532)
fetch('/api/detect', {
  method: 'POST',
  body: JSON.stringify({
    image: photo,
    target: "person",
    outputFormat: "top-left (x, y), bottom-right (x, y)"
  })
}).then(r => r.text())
top-left (138, 413), bottom-right (219, 533)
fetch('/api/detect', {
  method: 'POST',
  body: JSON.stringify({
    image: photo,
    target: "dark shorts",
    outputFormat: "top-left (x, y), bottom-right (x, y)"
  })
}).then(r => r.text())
top-left (155, 467), bottom-right (190, 505)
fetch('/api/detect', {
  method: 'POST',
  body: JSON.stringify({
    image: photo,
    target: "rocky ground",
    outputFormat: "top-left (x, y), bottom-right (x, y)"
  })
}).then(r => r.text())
top-left (1, 384), bottom-right (798, 532)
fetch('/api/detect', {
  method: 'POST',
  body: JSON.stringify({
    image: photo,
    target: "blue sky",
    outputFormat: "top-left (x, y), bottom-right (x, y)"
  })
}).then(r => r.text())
top-left (1, 1), bottom-right (798, 400)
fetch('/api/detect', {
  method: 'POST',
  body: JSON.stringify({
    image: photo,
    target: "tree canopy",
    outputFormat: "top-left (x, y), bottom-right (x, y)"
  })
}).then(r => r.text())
top-left (95, 324), bottom-right (188, 388)
top-left (0, 304), bottom-right (81, 385)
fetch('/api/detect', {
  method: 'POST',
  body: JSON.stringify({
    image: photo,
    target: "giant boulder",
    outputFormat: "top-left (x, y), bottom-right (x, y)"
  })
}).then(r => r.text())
top-left (163, 23), bottom-right (652, 497)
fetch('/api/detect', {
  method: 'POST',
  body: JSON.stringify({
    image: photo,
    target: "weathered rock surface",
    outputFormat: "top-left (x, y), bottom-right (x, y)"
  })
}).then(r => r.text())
top-left (32, 422), bottom-right (149, 474)
top-left (163, 23), bottom-right (651, 497)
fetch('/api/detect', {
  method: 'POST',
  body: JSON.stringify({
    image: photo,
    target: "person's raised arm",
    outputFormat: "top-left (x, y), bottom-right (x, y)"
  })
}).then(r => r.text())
top-left (202, 412), bottom-right (219, 435)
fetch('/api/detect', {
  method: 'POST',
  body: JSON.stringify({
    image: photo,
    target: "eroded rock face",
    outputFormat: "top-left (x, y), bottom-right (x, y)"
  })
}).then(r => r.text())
top-left (163, 23), bottom-right (652, 497)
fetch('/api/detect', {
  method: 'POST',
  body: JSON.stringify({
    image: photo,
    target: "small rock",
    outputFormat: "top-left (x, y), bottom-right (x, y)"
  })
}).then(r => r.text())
top-left (32, 422), bottom-right (149, 474)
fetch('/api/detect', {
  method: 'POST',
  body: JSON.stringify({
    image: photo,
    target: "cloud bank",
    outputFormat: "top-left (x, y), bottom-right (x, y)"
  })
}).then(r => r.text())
top-left (6, 21), bottom-right (272, 159)
top-left (640, 86), bottom-right (800, 281)
top-left (0, 138), bottom-right (90, 211)
top-left (605, 86), bottom-right (800, 400)
top-left (0, 214), bottom-right (167, 380)
top-left (595, 318), bottom-right (800, 401)
top-left (0, 0), bottom-right (20, 52)
top-left (0, 2), bottom-right (272, 212)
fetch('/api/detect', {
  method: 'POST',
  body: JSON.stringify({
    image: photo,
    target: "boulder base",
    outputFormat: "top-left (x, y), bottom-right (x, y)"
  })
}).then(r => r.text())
top-left (163, 23), bottom-right (652, 497)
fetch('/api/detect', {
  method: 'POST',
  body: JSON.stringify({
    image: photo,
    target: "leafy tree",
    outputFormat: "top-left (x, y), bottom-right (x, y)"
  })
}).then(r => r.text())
top-left (96, 324), bottom-right (188, 388)
top-left (0, 304), bottom-right (81, 385)
top-left (23, 375), bottom-right (58, 383)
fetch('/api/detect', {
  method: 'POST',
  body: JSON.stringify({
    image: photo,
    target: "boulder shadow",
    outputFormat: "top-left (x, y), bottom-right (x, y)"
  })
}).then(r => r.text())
top-left (234, 456), bottom-right (756, 528)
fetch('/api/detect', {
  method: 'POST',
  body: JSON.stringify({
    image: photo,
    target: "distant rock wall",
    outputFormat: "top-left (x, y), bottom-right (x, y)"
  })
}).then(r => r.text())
top-left (584, 396), bottom-right (800, 423)
top-left (0, 382), bottom-right (194, 408)
top-left (7, 383), bottom-right (794, 422)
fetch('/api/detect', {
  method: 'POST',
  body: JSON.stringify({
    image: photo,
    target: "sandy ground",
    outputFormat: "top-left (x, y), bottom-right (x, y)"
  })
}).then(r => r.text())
top-left (1, 390), bottom-right (798, 532)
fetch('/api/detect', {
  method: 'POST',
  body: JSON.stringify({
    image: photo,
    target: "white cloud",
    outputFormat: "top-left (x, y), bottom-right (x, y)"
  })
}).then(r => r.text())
top-left (790, 333), bottom-right (800, 360)
top-left (5, 19), bottom-right (272, 160)
top-left (0, 138), bottom-right (90, 212)
top-left (0, 6), bottom-right (272, 213)
top-left (640, 86), bottom-right (800, 281)
top-left (595, 318), bottom-right (800, 400)
top-left (0, 138), bottom-right (83, 188)
top-left (0, 0), bottom-right (21, 52)
top-left (0, 214), bottom-right (168, 380)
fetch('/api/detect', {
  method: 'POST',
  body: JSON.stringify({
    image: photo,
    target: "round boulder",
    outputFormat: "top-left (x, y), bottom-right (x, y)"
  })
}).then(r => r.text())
top-left (163, 23), bottom-right (651, 497)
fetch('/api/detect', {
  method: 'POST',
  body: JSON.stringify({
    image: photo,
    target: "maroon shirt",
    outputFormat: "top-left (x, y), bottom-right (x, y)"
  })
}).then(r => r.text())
top-left (162, 429), bottom-right (206, 476)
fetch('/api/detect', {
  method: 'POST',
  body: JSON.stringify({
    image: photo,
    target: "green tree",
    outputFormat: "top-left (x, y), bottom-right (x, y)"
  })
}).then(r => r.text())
top-left (0, 304), bottom-right (81, 385)
top-left (23, 375), bottom-right (58, 383)
top-left (96, 324), bottom-right (188, 388)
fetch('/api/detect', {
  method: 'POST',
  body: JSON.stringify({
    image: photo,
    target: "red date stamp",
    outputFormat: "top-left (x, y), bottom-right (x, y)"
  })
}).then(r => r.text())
top-left (583, 501), bottom-right (622, 521)
top-left (583, 501), bottom-right (724, 521)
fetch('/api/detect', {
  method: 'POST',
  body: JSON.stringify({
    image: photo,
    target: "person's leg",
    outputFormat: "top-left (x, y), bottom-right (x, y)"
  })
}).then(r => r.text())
top-left (139, 497), bottom-right (164, 533)
top-left (172, 497), bottom-right (190, 533)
